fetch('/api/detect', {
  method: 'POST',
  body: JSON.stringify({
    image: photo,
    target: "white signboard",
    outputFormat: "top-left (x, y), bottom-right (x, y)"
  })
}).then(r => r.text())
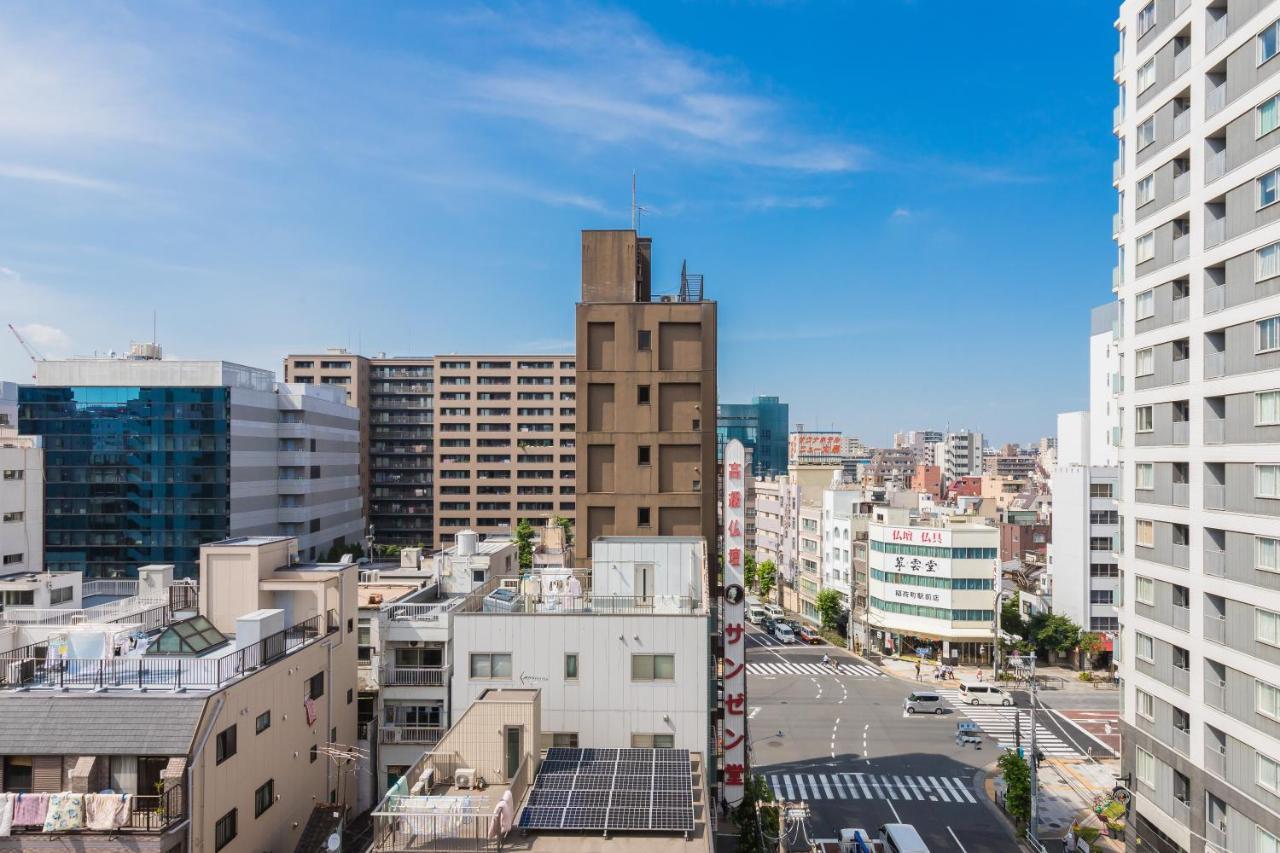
top-left (722, 439), bottom-right (747, 806)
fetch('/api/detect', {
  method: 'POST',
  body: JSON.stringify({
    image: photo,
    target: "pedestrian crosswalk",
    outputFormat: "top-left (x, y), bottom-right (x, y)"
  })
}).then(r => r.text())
top-left (747, 661), bottom-right (885, 678)
top-left (765, 772), bottom-right (978, 805)
top-left (934, 689), bottom-right (1081, 758)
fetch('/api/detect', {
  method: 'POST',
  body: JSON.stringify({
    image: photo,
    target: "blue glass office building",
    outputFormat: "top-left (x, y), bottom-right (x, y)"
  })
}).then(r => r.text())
top-left (716, 395), bottom-right (789, 477)
top-left (19, 386), bottom-right (231, 579)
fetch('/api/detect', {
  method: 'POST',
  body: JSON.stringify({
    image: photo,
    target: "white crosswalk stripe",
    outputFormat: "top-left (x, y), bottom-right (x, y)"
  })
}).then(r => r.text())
top-left (746, 661), bottom-right (884, 678)
top-left (934, 689), bottom-right (1082, 758)
top-left (766, 772), bottom-right (980, 804)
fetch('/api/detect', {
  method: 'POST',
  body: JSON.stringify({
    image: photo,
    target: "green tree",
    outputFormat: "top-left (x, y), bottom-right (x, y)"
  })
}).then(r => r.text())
top-left (515, 519), bottom-right (535, 571)
top-left (756, 560), bottom-right (777, 599)
top-left (1031, 612), bottom-right (1082, 659)
top-left (815, 588), bottom-right (843, 629)
top-left (998, 750), bottom-right (1032, 832)
top-left (1078, 632), bottom-right (1105, 668)
top-left (743, 553), bottom-right (757, 590)
top-left (732, 774), bottom-right (777, 853)
top-left (553, 515), bottom-right (573, 547)
top-left (1000, 591), bottom-right (1026, 639)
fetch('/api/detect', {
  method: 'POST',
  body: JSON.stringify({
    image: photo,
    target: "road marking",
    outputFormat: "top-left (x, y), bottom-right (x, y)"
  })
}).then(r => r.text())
top-left (915, 775), bottom-right (936, 802)
top-left (769, 776), bottom-right (782, 799)
top-left (840, 774), bottom-right (859, 799)
top-left (782, 775), bottom-right (795, 800)
top-left (929, 776), bottom-right (950, 802)
top-left (798, 775), bottom-right (811, 800)
top-left (887, 799), bottom-right (901, 823)
top-left (854, 773), bottom-right (871, 799)
top-left (748, 706), bottom-right (759, 719)
top-left (891, 775), bottom-right (911, 800)
top-left (948, 826), bottom-right (968, 853)
top-left (819, 775), bottom-right (834, 799)
top-left (903, 775), bottom-right (922, 799)
top-left (832, 775), bottom-right (848, 799)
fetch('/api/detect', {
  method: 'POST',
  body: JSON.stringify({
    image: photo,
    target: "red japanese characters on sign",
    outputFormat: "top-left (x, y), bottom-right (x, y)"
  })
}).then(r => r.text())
top-left (889, 527), bottom-right (945, 545)
top-left (722, 439), bottom-right (748, 807)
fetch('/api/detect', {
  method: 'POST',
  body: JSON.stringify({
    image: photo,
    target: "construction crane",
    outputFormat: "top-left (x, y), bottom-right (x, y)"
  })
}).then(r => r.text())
top-left (7, 323), bottom-right (44, 379)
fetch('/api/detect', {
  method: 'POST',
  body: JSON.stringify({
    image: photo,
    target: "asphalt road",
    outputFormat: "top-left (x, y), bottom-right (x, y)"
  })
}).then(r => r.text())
top-left (745, 624), bottom-right (1021, 852)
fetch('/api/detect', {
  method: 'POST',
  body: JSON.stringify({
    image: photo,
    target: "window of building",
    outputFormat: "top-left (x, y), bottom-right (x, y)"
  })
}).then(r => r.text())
top-left (564, 653), bottom-right (578, 680)
top-left (1136, 576), bottom-right (1155, 605)
top-left (1260, 316), bottom-right (1280, 352)
top-left (310, 744), bottom-right (318, 763)
top-left (1258, 464), bottom-right (1280, 498)
top-left (1261, 18), bottom-right (1280, 64)
top-left (1091, 616), bottom-right (1120, 632)
top-left (1090, 483), bottom-right (1114, 498)
top-left (1136, 406), bottom-right (1153, 432)
top-left (1137, 58), bottom-right (1156, 93)
top-left (215, 809), bottom-right (237, 850)
top-left (1090, 589), bottom-right (1115, 605)
top-left (1, 470), bottom-right (22, 481)
top-left (1261, 96), bottom-right (1280, 140)
top-left (1259, 536), bottom-right (1280, 573)
top-left (1136, 519), bottom-right (1154, 548)
top-left (1262, 170), bottom-right (1280, 209)
top-left (1258, 608), bottom-right (1280, 648)
top-left (1091, 564), bottom-right (1120, 577)
top-left (1136, 689), bottom-right (1154, 720)
top-left (256, 711), bottom-right (271, 735)
top-left (1257, 390), bottom-right (1280, 426)
top-left (1136, 462), bottom-right (1154, 490)
top-left (1262, 826), bottom-right (1280, 853)
top-left (637, 445), bottom-right (651, 466)
top-left (1137, 1), bottom-right (1156, 35)
top-left (308, 672), bottom-right (324, 700)
top-left (638, 506), bottom-right (651, 528)
top-left (1135, 347), bottom-right (1154, 376)
top-left (216, 725), bottom-right (237, 764)
top-left (637, 385), bottom-right (650, 405)
top-left (1258, 679), bottom-right (1280, 720)
top-left (1136, 632), bottom-right (1155, 662)
top-left (631, 733), bottom-right (676, 748)
top-left (2, 511), bottom-right (23, 523)
top-left (541, 732), bottom-right (579, 749)
top-left (1260, 243), bottom-right (1280, 281)
top-left (631, 654), bottom-right (675, 681)
top-left (1135, 289), bottom-right (1154, 319)
top-left (255, 779), bottom-right (274, 818)
top-left (470, 653), bottom-right (513, 679)
top-left (637, 330), bottom-right (651, 351)
top-left (1137, 117), bottom-right (1155, 150)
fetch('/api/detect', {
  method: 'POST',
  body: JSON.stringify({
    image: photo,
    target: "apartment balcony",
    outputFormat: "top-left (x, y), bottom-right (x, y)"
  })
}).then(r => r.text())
top-left (1172, 170), bottom-right (1190, 201)
top-left (277, 451), bottom-right (312, 467)
top-left (382, 665), bottom-right (450, 688)
top-left (378, 724), bottom-right (446, 746)
top-left (1112, 265), bottom-right (1122, 291)
top-left (1172, 421), bottom-right (1189, 445)
top-left (1112, 371), bottom-right (1125, 393)
top-left (1114, 50), bottom-right (1123, 76)
top-left (1172, 665), bottom-right (1190, 694)
top-left (1174, 0), bottom-right (1190, 14)
top-left (1114, 158), bottom-right (1124, 183)
top-left (1171, 543), bottom-right (1190, 568)
top-left (1172, 797), bottom-right (1191, 826)
top-left (1172, 296), bottom-right (1189, 323)
top-left (1206, 678), bottom-right (1226, 709)
top-left (277, 477), bottom-right (309, 495)
top-left (1173, 110), bottom-right (1191, 140)
top-left (1206, 149), bottom-right (1226, 182)
top-left (1172, 727), bottom-right (1190, 757)
top-left (1114, 104), bottom-right (1125, 128)
top-left (1173, 47), bottom-right (1190, 78)
top-left (1205, 283), bottom-right (1225, 313)
top-left (1172, 234), bottom-right (1190, 263)
top-left (1172, 483), bottom-right (1189, 507)
top-left (278, 505), bottom-right (311, 524)
top-left (1207, 14), bottom-right (1228, 51)
top-left (1172, 604), bottom-right (1190, 632)
top-left (1172, 358), bottom-right (1189, 384)
top-left (6, 784), bottom-right (187, 837)
top-left (1206, 613), bottom-right (1226, 644)
top-left (1113, 211), bottom-right (1124, 235)
top-left (1205, 418), bottom-right (1225, 444)
top-left (1205, 351), bottom-right (1225, 379)
top-left (1205, 484), bottom-right (1226, 509)
top-left (1207, 821), bottom-right (1229, 852)
top-left (1207, 80), bottom-right (1227, 115)
top-left (1206, 746), bottom-right (1226, 779)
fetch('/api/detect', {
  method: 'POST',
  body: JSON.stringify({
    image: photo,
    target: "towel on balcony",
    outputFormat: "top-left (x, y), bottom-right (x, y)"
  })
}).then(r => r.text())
top-left (304, 696), bottom-right (318, 726)
top-left (43, 793), bottom-right (84, 832)
top-left (12, 793), bottom-right (48, 827)
top-left (84, 794), bottom-right (131, 830)
top-left (499, 790), bottom-right (514, 833)
top-left (0, 793), bottom-right (14, 836)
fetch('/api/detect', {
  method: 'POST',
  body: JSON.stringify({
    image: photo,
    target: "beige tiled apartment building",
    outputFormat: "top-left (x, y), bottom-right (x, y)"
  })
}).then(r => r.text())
top-left (284, 353), bottom-right (576, 550)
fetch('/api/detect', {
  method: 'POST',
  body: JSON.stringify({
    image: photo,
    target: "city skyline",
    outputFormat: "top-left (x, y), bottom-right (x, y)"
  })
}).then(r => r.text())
top-left (0, 2), bottom-right (1116, 446)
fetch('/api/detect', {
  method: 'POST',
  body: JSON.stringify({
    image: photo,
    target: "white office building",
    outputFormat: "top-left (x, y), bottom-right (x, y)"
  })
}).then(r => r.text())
top-left (1113, 1), bottom-right (1280, 847)
top-left (0, 429), bottom-right (42, 578)
top-left (933, 430), bottom-right (985, 485)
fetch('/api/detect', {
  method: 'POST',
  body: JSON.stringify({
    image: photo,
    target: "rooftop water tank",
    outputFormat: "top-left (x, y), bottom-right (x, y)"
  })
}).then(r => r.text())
top-left (456, 529), bottom-right (479, 556)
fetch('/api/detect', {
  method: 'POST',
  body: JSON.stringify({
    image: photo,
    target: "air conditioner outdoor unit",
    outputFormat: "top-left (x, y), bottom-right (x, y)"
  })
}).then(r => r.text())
top-left (454, 768), bottom-right (478, 789)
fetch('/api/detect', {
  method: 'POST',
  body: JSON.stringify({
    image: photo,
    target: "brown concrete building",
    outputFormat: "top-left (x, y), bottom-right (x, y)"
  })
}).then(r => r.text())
top-left (574, 230), bottom-right (717, 563)
top-left (284, 352), bottom-right (577, 550)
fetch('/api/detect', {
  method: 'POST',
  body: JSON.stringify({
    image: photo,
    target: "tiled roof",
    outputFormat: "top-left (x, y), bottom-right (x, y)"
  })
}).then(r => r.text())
top-left (0, 694), bottom-right (204, 755)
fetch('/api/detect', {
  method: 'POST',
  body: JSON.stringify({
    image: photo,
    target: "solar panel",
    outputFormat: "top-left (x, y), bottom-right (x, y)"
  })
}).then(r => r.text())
top-left (518, 747), bottom-right (694, 835)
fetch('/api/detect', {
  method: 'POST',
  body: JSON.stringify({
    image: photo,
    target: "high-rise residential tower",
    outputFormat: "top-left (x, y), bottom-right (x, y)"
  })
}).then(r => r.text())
top-left (1113, 1), bottom-right (1280, 848)
top-left (575, 229), bottom-right (717, 558)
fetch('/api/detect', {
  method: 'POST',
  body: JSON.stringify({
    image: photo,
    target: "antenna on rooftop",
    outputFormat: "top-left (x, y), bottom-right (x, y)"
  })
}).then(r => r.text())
top-left (631, 171), bottom-right (647, 232)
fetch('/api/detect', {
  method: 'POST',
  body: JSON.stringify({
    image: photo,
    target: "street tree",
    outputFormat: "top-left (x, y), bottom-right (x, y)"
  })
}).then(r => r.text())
top-left (1029, 612), bottom-right (1082, 660)
top-left (998, 750), bottom-right (1032, 833)
top-left (756, 560), bottom-right (777, 599)
top-left (515, 519), bottom-right (535, 571)
top-left (743, 552), bottom-right (757, 589)
top-left (1000, 591), bottom-right (1026, 639)
top-left (815, 588), bottom-right (843, 629)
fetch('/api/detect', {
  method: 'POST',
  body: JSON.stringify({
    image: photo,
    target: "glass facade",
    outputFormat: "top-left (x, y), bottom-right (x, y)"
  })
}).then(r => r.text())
top-left (716, 395), bottom-right (789, 477)
top-left (19, 386), bottom-right (231, 579)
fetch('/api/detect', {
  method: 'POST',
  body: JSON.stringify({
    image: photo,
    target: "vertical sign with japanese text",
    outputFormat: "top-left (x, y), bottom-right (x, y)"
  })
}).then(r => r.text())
top-left (722, 439), bottom-right (747, 805)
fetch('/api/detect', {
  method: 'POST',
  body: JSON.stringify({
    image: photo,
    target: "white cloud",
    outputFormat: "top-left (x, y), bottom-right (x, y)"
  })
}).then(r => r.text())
top-left (745, 195), bottom-right (832, 211)
top-left (890, 207), bottom-right (913, 220)
top-left (0, 162), bottom-right (127, 194)
top-left (14, 322), bottom-right (71, 353)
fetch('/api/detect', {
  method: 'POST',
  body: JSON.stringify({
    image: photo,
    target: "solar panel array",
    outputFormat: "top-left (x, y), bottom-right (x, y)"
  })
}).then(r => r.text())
top-left (518, 747), bottom-right (694, 833)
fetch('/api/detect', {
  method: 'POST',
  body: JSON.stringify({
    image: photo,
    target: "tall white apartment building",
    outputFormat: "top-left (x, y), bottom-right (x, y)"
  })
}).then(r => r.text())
top-left (1113, 2), bottom-right (1280, 848)
top-left (0, 430), bottom-right (42, 578)
top-left (933, 430), bottom-right (985, 485)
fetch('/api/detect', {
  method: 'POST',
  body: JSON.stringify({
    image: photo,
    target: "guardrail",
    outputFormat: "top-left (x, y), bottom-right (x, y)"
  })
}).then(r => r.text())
top-left (382, 665), bottom-right (449, 687)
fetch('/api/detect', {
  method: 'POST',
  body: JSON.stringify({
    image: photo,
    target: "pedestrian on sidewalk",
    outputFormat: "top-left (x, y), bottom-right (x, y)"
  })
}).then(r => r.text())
top-left (914, 661), bottom-right (921, 681)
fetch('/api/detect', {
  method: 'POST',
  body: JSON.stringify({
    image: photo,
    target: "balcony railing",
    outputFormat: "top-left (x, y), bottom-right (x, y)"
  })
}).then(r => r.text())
top-left (1172, 727), bottom-right (1190, 756)
top-left (1172, 421), bottom-right (1189, 445)
top-left (1206, 614), bottom-right (1226, 644)
top-left (1114, 50), bottom-right (1123, 76)
top-left (1205, 419), bottom-right (1225, 444)
top-left (1207, 14), bottom-right (1228, 51)
top-left (1206, 216), bottom-right (1225, 248)
top-left (1206, 149), bottom-right (1227, 182)
top-left (1174, 0), bottom-right (1190, 14)
top-left (379, 724), bottom-right (446, 745)
top-left (1205, 351), bottom-right (1225, 378)
top-left (1171, 543), bottom-right (1190, 568)
top-left (1172, 605), bottom-right (1190, 632)
top-left (1172, 665), bottom-right (1190, 694)
top-left (10, 784), bottom-right (187, 835)
top-left (1173, 47), bottom-right (1190, 78)
top-left (1207, 821), bottom-right (1229, 852)
top-left (1206, 484), bottom-right (1226, 510)
top-left (1114, 104), bottom-right (1125, 128)
top-left (1172, 296), bottom-right (1189, 322)
top-left (80, 579), bottom-right (140, 599)
top-left (1173, 110), bottom-right (1190, 140)
top-left (1172, 797), bottom-right (1190, 826)
top-left (382, 665), bottom-right (450, 687)
top-left (1171, 358), bottom-right (1189, 384)
top-left (1172, 234), bottom-right (1190, 262)
top-left (1114, 158), bottom-right (1124, 182)
top-left (1205, 548), bottom-right (1226, 576)
top-left (1114, 211), bottom-right (1124, 235)
top-left (1207, 679), bottom-right (1226, 709)
top-left (1205, 283), bottom-right (1225, 314)
top-left (1206, 747), bottom-right (1226, 779)
top-left (1172, 483), bottom-right (1189, 507)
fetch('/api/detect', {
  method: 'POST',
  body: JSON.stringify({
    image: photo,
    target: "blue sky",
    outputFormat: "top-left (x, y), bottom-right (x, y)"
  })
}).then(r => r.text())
top-left (0, 2), bottom-right (1117, 445)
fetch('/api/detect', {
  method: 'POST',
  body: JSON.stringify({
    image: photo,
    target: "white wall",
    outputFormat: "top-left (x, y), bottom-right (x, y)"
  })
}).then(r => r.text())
top-left (590, 538), bottom-right (704, 603)
top-left (0, 438), bottom-right (43, 576)
top-left (450, 612), bottom-right (709, 752)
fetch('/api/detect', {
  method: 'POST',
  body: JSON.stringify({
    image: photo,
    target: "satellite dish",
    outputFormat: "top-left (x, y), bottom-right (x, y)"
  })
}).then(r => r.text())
top-left (326, 831), bottom-right (341, 852)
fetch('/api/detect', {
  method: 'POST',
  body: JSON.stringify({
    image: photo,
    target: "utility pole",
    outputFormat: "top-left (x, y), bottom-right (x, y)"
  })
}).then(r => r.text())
top-left (1028, 651), bottom-right (1040, 846)
top-left (993, 560), bottom-right (1002, 681)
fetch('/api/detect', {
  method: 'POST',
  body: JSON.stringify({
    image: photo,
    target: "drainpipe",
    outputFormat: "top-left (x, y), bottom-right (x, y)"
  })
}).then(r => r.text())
top-left (188, 694), bottom-right (225, 853)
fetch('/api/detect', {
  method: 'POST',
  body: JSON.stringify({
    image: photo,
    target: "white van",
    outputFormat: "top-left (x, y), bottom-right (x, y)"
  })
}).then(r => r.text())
top-left (958, 682), bottom-right (1014, 706)
top-left (747, 604), bottom-right (767, 624)
top-left (764, 604), bottom-right (784, 621)
top-left (879, 823), bottom-right (930, 853)
top-left (774, 624), bottom-right (796, 644)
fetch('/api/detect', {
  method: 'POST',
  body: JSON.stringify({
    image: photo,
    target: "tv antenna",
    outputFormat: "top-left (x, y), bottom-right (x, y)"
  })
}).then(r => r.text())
top-left (631, 171), bottom-right (647, 231)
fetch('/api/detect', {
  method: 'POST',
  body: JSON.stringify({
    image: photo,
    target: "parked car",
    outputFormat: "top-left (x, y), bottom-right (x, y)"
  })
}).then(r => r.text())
top-left (903, 691), bottom-right (945, 715)
top-left (773, 623), bottom-right (796, 643)
top-left (958, 682), bottom-right (1014, 706)
top-left (797, 626), bottom-right (822, 644)
top-left (761, 617), bottom-right (777, 634)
